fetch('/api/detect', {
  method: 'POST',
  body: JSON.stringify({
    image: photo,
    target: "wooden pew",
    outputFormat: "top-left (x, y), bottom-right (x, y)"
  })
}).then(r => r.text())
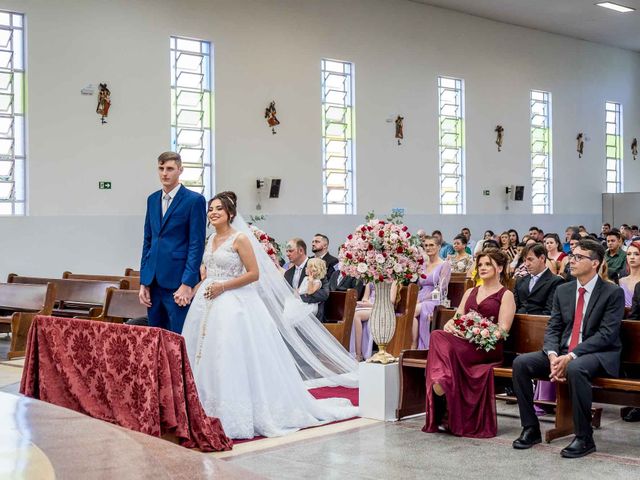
top-left (546, 320), bottom-right (640, 442)
top-left (7, 274), bottom-right (127, 317)
top-left (396, 306), bottom-right (455, 418)
top-left (62, 271), bottom-right (140, 290)
top-left (447, 273), bottom-right (468, 308)
top-left (0, 282), bottom-right (56, 358)
top-left (323, 289), bottom-right (358, 350)
top-left (386, 283), bottom-right (419, 358)
top-left (124, 268), bottom-right (140, 277)
top-left (79, 288), bottom-right (147, 323)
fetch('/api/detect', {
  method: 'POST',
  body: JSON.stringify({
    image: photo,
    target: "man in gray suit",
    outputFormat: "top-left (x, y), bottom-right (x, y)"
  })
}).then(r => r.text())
top-left (511, 239), bottom-right (624, 458)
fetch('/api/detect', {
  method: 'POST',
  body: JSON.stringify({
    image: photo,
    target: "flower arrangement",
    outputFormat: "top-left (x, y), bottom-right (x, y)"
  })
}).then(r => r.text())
top-left (452, 310), bottom-right (508, 352)
top-left (339, 217), bottom-right (424, 284)
top-left (248, 224), bottom-right (282, 264)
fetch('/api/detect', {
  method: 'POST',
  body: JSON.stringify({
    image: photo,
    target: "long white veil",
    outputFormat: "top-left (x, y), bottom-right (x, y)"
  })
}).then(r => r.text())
top-left (234, 214), bottom-right (358, 388)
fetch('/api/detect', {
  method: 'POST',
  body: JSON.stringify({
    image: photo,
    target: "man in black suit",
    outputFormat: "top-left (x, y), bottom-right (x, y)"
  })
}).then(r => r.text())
top-left (512, 239), bottom-right (624, 458)
top-left (284, 237), bottom-right (330, 322)
top-left (328, 268), bottom-right (365, 300)
top-left (311, 233), bottom-right (339, 273)
top-left (514, 243), bottom-right (564, 315)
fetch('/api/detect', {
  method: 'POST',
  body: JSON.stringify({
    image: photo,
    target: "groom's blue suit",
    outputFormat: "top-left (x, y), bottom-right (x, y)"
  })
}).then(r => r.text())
top-left (140, 185), bottom-right (206, 333)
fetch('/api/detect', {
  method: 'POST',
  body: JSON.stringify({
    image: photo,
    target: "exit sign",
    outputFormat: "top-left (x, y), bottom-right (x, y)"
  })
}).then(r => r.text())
top-left (99, 181), bottom-right (112, 189)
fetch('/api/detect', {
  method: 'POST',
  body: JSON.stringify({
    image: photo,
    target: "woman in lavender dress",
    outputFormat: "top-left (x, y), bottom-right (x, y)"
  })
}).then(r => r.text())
top-left (350, 282), bottom-right (398, 361)
top-left (620, 242), bottom-right (640, 308)
top-left (412, 236), bottom-right (451, 349)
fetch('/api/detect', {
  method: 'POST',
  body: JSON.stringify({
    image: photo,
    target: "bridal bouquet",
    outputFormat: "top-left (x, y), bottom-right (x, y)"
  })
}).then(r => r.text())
top-left (248, 224), bottom-right (282, 264)
top-left (452, 310), bottom-right (508, 352)
top-left (339, 218), bottom-right (423, 284)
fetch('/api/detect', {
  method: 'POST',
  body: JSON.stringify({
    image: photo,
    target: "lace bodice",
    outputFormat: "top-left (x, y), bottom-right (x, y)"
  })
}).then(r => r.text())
top-left (202, 231), bottom-right (245, 281)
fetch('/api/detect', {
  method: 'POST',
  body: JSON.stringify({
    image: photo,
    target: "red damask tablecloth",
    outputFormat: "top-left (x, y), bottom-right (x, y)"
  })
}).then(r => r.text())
top-left (20, 315), bottom-right (233, 452)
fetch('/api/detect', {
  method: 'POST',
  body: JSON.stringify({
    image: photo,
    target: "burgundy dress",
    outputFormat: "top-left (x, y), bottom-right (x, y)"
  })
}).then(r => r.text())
top-left (422, 286), bottom-right (506, 438)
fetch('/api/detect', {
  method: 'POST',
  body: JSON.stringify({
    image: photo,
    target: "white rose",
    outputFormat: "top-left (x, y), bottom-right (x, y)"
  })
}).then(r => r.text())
top-left (375, 254), bottom-right (385, 264)
top-left (357, 263), bottom-right (368, 273)
top-left (393, 263), bottom-right (404, 273)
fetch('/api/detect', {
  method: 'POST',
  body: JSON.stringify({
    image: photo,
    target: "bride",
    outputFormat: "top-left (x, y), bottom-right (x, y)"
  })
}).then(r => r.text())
top-left (182, 191), bottom-right (359, 439)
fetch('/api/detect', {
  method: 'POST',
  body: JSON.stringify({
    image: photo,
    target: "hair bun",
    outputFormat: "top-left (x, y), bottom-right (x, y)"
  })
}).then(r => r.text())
top-left (219, 191), bottom-right (237, 207)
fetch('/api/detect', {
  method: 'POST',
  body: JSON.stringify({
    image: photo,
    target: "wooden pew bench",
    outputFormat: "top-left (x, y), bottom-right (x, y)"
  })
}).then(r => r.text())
top-left (7, 274), bottom-right (127, 317)
top-left (547, 320), bottom-right (640, 442)
top-left (62, 271), bottom-right (140, 290)
top-left (124, 268), bottom-right (140, 277)
top-left (78, 287), bottom-right (148, 323)
top-left (323, 289), bottom-right (358, 350)
top-left (0, 282), bottom-right (55, 358)
top-left (397, 308), bottom-right (603, 438)
top-left (386, 283), bottom-right (419, 358)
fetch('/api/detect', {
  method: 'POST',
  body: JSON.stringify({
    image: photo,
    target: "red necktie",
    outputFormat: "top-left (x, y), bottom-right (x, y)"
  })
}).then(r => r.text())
top-left (569, 287), bottom-right (586, 351)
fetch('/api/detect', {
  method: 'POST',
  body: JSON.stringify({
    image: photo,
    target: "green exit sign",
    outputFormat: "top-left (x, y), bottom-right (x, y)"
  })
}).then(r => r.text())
top-left (99, 181), bottom-right (112, 189)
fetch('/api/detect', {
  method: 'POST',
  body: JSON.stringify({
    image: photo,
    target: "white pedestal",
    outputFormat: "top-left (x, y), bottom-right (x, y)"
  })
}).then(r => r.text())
top-left (358, 362), bottom-right (399, 421)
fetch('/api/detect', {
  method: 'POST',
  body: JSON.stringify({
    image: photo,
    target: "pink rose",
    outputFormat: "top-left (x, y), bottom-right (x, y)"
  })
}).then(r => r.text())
top-left (472, 327), bottom-right (481, 335)
top-left (480, 329), bottom-right (490, 338)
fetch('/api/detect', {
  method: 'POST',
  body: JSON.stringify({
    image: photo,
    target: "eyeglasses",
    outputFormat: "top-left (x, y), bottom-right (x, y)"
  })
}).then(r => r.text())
top-left (568, 253), bottom-right (593, 262)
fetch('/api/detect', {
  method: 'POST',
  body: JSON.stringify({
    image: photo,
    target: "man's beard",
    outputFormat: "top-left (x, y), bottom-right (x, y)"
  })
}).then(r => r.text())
top-left (311, 247), bottom-right (321, 253)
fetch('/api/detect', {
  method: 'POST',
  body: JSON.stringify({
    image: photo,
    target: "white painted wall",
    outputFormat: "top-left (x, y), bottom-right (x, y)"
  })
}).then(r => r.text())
top-left (1, 0), bottom-right (639, 280)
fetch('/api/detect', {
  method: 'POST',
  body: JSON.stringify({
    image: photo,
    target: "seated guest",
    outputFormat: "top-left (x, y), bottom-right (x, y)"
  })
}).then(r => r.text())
top-left (508, 229), bottom-right (520, 249)
top-left (509, 241), bottom-right (528, 278)
top-left (423, 250), bottom-right (515, 438)
top-left (605, 229), bottom-right (627, 282)
top-left (446, 234), bottom-right (474, 273)
top-left (461, 227), bottom-right (476, 251)
top-left (528, 227), bottom-right (542, 242)
top-left (311, 233), bottom-right (338, 272)
top-left (350, 282), bottom-right (398, 361)
top-left (512, 239), bottom-right (624, 458)
top-left (559, 233), bottom-right (582, 281)
top-left (290, 258), bottom-right (327, 318)
top-left (543, 233), bottom-right (566, 275)
top-left (473, 230), bottom-right (495, 256)
top-left (412, 236), bottom-right (451, 349)
top-left (284, 238), bottom-right (309, 289)
top-left (620, 241), bottom-right (640, 308)
top-left (597, 223), bottom-right (611, 244)
top-left (514, 243), bottom-right (564, 315)
top-left (499, 231), bottom-right (517, 261)
top-left (328, 264), bottom-right (365, 299)
top-left (432, 230), bottom-right (450, 259)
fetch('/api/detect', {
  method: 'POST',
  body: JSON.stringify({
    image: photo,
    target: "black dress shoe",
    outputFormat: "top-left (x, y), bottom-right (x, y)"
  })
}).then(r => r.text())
top-left (560, 436), bottom-right (596, 458)
top-left (512, 426), bottom-right (542, 449)
top-left (623, 407), bottom-right (640, 422)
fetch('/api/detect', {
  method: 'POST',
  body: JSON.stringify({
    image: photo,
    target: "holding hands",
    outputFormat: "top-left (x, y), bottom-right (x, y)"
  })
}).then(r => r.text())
top-left (173, 284), bottom-right (194, 307)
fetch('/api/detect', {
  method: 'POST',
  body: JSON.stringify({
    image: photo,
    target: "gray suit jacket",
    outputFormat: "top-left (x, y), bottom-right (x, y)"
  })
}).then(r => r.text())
top-left (543, 277), bottom-right (624, 377)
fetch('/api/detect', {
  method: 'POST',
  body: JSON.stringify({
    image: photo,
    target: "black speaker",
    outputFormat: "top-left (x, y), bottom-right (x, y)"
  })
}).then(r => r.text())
top-left (514, 185), bottom-right (525, 201)
top-left (269, 178), bottom-right (281, 198)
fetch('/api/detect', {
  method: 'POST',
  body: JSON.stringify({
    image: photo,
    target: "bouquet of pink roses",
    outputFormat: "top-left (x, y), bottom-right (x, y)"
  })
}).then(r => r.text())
top-left (452, 310), bottom-right (508, 352)
top-left (339, 218), bottom-right (423, 284)
top-left (248, 224), bottom-right (282, 265)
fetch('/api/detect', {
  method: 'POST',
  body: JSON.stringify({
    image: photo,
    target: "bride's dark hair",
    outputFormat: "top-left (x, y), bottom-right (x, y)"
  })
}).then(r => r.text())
top-left (209, 191), bottom-right (238, 223)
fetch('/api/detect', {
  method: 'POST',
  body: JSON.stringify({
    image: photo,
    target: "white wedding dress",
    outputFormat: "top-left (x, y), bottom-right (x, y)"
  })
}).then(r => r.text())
top-left (182, 229), bottom-right (358, 439)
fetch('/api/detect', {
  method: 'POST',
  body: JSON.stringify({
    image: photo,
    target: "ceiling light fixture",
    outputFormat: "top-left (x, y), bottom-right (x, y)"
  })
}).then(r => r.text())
top-left (595, 2), bottom-right (636, 13)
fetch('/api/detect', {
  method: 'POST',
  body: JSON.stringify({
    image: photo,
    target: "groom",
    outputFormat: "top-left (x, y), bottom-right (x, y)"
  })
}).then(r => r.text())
top-left (139, 151), bottom-right (206, 333)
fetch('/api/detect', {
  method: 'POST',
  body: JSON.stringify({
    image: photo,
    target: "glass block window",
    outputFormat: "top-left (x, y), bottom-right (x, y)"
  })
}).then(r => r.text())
top-left (530, 90), bottom-right (552, 214)
top-left (605, 101), bottom-right (623, 193)
top-left (438, 76), bottom-right (465, 214)
top-left (0, 11), bottom-right (25, 216)
top-left (321, 59), bottom-right (355, 215)
top-left (170, 36), bottom-right (213, 198)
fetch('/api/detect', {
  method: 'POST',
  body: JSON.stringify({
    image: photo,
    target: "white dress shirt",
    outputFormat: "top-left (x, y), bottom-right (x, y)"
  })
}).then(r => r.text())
top-left (161, 184), bottom-right (182, 217)
top-left (292, 258), bottom-right (308, 289)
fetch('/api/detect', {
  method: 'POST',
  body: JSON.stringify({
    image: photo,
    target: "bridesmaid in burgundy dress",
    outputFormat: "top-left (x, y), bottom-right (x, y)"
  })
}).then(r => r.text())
top-left (423, 249), bottom-right (516, 438)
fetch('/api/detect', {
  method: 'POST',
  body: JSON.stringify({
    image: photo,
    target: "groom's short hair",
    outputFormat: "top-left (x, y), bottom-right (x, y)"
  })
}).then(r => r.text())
top-left (158, 151), bottom-right (182, 167)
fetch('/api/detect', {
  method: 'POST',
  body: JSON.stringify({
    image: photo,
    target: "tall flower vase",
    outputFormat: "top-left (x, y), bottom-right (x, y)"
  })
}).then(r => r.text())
top-left (367, 281), bottom-right (397, 364)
